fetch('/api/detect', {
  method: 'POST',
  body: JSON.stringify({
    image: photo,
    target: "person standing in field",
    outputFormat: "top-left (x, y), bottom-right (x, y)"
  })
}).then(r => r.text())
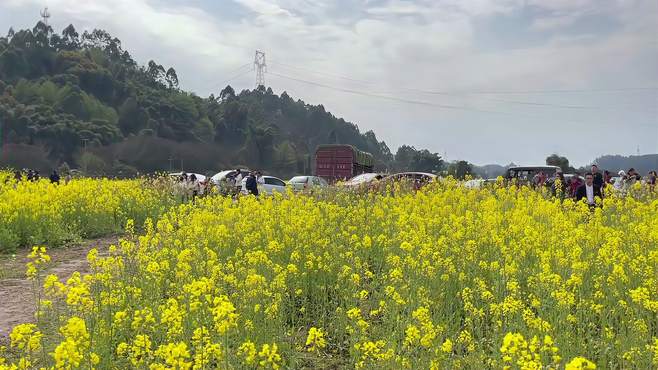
top-left (178, 173), bottom-right (189, 202)
top-left (627, 168), bottom-right (641, 184)
top-left (49, 170), bottom-right (60, 185)
top-left (576, 172), bottom-right (602, 207)
top-left (591, 165), bottom-right (603, 192)
top-left (233, 169), bottom-right (243, 195)
top-left (569, 173), bottom-right (582, 198)
top-left (245, 171), bottom-right (259, 196)
top-left (189, 174), bottom-right (199, 204)
top-left (603, 170), bottom-right (612, 185)
top-left (614, 170), bottom-right (627, 192)
top-left (648, 170), bottom-right (657, 192)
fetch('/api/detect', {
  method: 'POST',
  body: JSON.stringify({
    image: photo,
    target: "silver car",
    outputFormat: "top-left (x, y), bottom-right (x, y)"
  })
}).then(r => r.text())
top-left (288, 176), bottom-right (329, 191)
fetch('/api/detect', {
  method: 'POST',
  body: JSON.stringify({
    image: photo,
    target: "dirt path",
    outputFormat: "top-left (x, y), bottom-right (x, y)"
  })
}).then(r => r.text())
top-left (0, 236), bottom-right (120, 341)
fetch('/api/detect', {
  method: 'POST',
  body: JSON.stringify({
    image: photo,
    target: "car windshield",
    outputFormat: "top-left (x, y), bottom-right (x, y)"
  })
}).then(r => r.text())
top-left (289, 176), bottom-right (308, 183)
top-left (265, 177), bottom-right (286, 186)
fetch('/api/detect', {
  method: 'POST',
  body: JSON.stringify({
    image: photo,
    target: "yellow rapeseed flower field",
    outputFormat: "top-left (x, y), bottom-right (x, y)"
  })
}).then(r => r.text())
top-left (1, 179), bottom-right (657, 369)
top-left (0, 172), bottom-right (177, 253)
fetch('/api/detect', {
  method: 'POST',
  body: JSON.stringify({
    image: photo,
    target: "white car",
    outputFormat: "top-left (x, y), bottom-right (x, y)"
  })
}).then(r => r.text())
top-left (288, 176), bottom-right (329, 191)
top-left (210, 169), bottom-right (249, 185)
top-left (342, 173), bottom-right (385, 187)
top-left (241, 175), bottom-right (287, 195)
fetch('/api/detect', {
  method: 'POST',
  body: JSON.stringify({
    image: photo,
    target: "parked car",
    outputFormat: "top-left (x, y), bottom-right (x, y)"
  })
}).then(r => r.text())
top-left (288, 176), bottom-right (329, 192)
top-left (210, 169), bottom-right (251, 196)
top-left (241, 175), bottom-right (287, 195)
top-left (380, 172), bottom-right (437, 190)
top-left (210, 169), bottom-right (250, 185)
top-left (341, 173), bottom-right (386, 188)
top-left (506, 165), bottom-right (560, 184)
top-left (464, 179), bottom-right (486, 189)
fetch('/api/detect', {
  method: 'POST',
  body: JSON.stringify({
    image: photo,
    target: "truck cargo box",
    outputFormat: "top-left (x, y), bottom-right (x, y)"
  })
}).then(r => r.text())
top-left (315, 144), bottom-right (374, 182)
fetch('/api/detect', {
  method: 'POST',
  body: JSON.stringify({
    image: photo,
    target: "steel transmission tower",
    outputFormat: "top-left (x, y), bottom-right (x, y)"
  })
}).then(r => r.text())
top-left (254, 50), bottom-right (267, 88)
top-left (40, 7), bottom-right (51, 26)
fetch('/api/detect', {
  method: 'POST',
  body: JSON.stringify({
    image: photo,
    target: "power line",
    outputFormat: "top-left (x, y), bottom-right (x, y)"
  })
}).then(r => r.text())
top-left (268, 61), bottom-right (656, 110)
top-left (425, 87), bottom-right (658, 95)
top-left (218, 67), bottom-right (253, 87)
top-left (204, 62), bottom-right (253, 91)
top-left (269, 61), bottom-right (658, 95)
top-left (271, 62), bottom-right (657, 95)
top-left (268, 71), bottom-right (506, 114)
top-left (270, 60), bottom-right (372, 85)
top-left (269, 71), bottom-right (658, 128)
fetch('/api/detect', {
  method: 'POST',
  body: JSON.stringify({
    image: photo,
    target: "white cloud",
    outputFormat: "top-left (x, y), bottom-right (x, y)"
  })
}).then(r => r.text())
top-left (530, 12), bottom-right (584, 31)
top-left (0, 0), bottom-right (655, 165)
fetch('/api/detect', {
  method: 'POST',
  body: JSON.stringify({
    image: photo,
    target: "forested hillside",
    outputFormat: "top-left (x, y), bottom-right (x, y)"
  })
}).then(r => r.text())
top-left (0, 22), bottom-right (443, 177)
top-left (593, 154), bottom-right (658, 175)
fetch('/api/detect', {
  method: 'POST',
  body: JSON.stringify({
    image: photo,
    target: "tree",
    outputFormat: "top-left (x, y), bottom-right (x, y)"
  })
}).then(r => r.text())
top-left (0, 22), bottom-right (448, 176)
top-left (77, 151), bottom-right (107, 176)
top-left (32, 21), bottom-right (52, 48)
top-left (411, 149), bottom-right (443, 174)
top-left (546, 154), bottom-right (574, 173)
top-left (165, 67), bottom-right (178, 89)
top-left (62, 24), bottom-right (80, 50)
top-left (394, 145), bottom-right (443, 173)
top-left (147, 60), bottom-right (165, 84)
top-left (219, 85), bottom-right (235, 101)
top-left (448, 160), bottom-right (473, 180)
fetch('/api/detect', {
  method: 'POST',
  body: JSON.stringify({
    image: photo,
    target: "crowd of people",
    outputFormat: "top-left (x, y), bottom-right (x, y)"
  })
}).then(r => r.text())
top-left (175, 169), bottom-right (264, 203)
top-left (549, 164), bottom-right (656, 206)
top-left (12, 168), bottom-right (69, 185)
top-left (10, 164), bottom-right (657, 208)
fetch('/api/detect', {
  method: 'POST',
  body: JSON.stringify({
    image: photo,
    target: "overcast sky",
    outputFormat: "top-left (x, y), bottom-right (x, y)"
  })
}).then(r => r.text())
top-left (1, 0), bottom-right (656, 166)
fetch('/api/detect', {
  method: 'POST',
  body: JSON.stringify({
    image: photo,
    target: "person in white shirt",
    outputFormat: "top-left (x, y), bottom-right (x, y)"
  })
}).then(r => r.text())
top-left (614, 170), bottom-right (627, 192)
top-left (576, 173), bottom-right (602, 206)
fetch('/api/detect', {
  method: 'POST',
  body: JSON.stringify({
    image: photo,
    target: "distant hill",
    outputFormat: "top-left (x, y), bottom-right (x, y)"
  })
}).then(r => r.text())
top-left (592, 154), bottom-right (658, 175)
top-left (0, 22), bottom-right (445, 177)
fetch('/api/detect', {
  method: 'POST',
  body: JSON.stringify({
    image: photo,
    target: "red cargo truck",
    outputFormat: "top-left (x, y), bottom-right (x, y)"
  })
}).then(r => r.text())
top-left (315, 144), bottom-right (374, 182)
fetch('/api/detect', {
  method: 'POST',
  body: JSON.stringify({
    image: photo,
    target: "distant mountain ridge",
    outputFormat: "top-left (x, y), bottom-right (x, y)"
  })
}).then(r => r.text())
top-left (593, 154), bottom-right (658, 175)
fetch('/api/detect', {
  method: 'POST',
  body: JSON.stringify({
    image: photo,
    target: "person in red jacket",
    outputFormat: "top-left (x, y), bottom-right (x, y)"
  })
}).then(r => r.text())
top-left (569, 173), bottom-right (583, 198)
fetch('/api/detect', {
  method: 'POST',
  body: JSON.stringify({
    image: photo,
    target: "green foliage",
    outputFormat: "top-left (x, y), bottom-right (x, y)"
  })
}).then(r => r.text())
top-left (447, 160), bottom-right (474, 180)
top-left (393, 145), bottom-right (443, 173)
top-left (0, 22), bottom-right (440, 178)
top-left (546, 154), bottom-right (574, 173)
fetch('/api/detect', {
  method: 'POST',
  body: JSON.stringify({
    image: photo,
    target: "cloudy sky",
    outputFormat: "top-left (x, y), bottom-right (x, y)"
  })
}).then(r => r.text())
top-left (1, 0), bottom-right (656, 166)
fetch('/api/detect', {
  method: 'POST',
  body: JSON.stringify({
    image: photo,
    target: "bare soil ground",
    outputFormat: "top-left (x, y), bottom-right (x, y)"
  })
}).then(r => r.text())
top-left (0, 236), bottom-right (120, 342)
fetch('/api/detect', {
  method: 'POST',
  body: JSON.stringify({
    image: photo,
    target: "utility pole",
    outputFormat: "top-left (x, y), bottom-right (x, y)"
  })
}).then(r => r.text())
top-left (40, 7), bottom-right (51, 26)
top-left (254, 50), bottom-right (267, 88)
top-left (168, 157), bottom-right (174, 172)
